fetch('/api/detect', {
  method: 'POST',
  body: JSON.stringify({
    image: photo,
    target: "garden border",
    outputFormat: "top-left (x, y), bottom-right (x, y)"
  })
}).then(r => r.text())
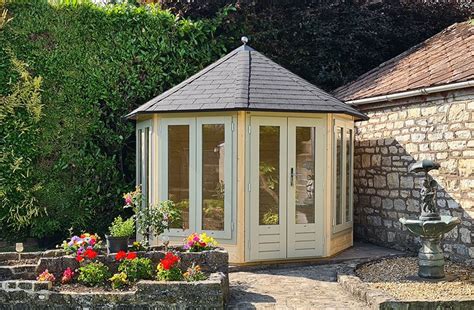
top-left (0, 272), bottom-right (226, 309)
top-left (337, 259), bottom-right (474, 310)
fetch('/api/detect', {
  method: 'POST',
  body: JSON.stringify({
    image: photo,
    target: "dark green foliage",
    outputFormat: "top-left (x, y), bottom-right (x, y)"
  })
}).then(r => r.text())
top-left (0, 1), bottom-right (227, 240)
top-left (165, 0), bottom-right (472, 90)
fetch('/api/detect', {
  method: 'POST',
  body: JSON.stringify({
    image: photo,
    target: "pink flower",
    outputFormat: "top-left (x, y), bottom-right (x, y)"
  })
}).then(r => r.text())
top-left (124, 194), bottom-right (132, 205)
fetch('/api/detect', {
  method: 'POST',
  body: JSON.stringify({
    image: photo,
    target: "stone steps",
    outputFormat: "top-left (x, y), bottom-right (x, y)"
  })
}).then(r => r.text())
top-left (0, 265), bottom-right (37, 280)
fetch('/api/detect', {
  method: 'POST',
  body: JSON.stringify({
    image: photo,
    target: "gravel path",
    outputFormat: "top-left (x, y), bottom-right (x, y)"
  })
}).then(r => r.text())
top-left (228, 264), bottom-right (369, 309)
top-left (356, 257), bottom-right (474, 300)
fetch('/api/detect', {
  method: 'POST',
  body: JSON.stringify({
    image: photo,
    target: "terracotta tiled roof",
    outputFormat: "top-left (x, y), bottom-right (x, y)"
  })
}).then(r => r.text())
top-left (333, 21), bottom-right (474, 102)
top-left (127, 44), bottom-right (367, 120)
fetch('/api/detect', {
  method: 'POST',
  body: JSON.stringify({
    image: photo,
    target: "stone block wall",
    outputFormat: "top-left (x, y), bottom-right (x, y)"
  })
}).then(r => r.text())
top-left (353, 88), bottom-right (474, 265)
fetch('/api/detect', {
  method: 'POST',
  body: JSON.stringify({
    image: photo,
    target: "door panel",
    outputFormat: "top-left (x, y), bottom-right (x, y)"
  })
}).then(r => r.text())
top-left (287, 118), bottom-right (325, 257)
top-left (249, 116), bottom-right (324, 261)
top-left (250, 117), bottom-right (287, 260)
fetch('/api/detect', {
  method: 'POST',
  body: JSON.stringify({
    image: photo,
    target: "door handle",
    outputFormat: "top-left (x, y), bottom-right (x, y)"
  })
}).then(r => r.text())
top-left (290, 168), bottom-right (294, 186)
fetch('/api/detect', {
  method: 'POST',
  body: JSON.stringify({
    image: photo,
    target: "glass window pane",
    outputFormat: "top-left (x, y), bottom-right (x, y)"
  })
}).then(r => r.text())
top-left (259, 126), bottom-right (280, 225)
top-left (336, 127), bottom-right (343, 225)
top-left (295, 127), bottom-right (316, 224)
top-left (137, 129), bottom-right (142, 188)
top-left (168, 125), bottom-right (190, 230)
top-left (202, 124), bottom-right (225, 231)
top-left (144, 127), bottom-right (150, 207)
top-left (346, 129), bottom-right (353, 222)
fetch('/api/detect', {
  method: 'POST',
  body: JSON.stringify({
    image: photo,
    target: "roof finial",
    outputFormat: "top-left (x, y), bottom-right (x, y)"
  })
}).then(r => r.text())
top-left (241, 36), bottom-right (249, 45)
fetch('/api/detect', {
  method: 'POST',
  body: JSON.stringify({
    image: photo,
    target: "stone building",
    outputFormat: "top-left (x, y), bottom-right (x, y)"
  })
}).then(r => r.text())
top-left (334, 21), bottom-right (473, 264)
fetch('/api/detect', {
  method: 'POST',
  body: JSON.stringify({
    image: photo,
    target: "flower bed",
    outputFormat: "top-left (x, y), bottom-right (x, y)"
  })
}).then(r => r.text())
top-left (0, 188), bottom-right (229, 308)
top-left (0, 247), bottom-right (229, 309)
top-left (0, 272), bottom-right (227, 309)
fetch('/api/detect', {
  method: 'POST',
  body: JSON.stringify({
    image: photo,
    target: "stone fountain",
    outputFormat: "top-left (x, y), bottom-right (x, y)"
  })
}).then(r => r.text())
top-left (399, 159), bottom-right (461, 279)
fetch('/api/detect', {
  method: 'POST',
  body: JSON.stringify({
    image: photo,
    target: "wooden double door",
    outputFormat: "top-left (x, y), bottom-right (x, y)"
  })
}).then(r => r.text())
top-left (249, 117), bottom-right (325, 261)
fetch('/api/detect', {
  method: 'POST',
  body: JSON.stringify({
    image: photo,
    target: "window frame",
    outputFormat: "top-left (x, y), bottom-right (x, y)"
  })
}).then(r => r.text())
top-left (332, 118), bottom-right (354, 234)
top-left (159, 116), bottom-right (234, 240)
top-left (136, 120), bottom-right (153, 240)
top-left (196, 116), bottom-right (233, 239)
top-left (159, 118), bottom-right (196, 237)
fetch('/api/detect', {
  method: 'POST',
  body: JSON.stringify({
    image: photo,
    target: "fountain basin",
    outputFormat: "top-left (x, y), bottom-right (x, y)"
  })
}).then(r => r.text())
top-left (399, 216), bottom-right (461, 239)
top-left (399, 216), bottom-right (460, 278)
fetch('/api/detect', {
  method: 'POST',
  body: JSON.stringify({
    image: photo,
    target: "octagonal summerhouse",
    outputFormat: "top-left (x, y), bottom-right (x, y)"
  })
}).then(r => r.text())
top-left (126, 40), bottom-right (368, 264)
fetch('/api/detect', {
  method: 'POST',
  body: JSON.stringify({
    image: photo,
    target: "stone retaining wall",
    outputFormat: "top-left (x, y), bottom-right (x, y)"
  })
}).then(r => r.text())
top-left (0, 272), bottom-right (226, 309)
top-left (354, 88), bottom-right (474, 265)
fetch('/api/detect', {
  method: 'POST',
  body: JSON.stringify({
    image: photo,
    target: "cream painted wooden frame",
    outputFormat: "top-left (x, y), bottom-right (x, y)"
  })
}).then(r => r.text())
top-left (332, 118), bottom-right (354, 234)
top-left (158, 116), bottom-right (235, 240)
top-left (287, 117), bottom-right (326, 258)
top-left (196, 116), bottom-right (234, 240)
top-left (248, 115), bottom-right (327, 261)
top-left (136, 119), bottom-right (153, 241)
top-left (158, 118), bottom-right (196, 237)
top-left (249, 116), bottom-right (288, 261)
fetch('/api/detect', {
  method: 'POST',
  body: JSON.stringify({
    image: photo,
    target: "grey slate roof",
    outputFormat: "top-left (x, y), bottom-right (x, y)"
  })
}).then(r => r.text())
top-left (127, 44), bottom-right (367, 120)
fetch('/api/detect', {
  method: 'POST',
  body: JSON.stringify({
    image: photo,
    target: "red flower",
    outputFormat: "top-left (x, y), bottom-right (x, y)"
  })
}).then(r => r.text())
top-left (75, 255), bottom-right (84, 262)
top-left (159, 252), bottom-right (180, 270)
top-left (83, 248), bottom-right (97, 260)
top-left (115, 251), bottom-right (127, 261)
top-left (126, 252), bottom-right (137, 260)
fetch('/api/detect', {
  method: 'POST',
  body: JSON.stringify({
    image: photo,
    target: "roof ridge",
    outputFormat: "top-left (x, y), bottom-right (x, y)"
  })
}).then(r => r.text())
top-left (333, 21), bottom-right (473, 99)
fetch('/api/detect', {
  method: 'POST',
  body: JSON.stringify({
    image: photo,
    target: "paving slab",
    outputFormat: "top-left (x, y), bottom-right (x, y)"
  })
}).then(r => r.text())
top-left (228, 242), bottom-right (405, 309)
top-left (228, 264), bottom-right (369, 309)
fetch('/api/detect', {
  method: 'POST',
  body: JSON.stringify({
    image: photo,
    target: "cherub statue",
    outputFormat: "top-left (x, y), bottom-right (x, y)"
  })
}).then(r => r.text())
top-left (306, 175), bottom-right (314, 199)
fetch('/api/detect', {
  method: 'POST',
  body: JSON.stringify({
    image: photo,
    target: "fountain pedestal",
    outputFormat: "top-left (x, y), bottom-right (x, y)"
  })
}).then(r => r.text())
top-left (399, 160), bottom-right (460, 279)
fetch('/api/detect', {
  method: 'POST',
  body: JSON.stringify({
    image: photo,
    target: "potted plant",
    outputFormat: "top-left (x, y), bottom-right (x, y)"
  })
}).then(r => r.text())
top-left (123, 187), bottom-right (181, 248)
top-left (106, 216), bottom-right (135, 254)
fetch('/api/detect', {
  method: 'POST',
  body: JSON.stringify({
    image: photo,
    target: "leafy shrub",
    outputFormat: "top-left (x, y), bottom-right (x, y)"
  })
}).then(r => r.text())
top-left (78, 262), bottom-right (110, 287)
top-left (109, 216), bottom-right (134, 238)
top-left (118, 257), bottom-right (153, 282)
top-left (156, 252), bottom-right (183, 281)
top-left (0, 1), bottom-right (227, 240)
top-left (109, 272), bottom-right (128, 290)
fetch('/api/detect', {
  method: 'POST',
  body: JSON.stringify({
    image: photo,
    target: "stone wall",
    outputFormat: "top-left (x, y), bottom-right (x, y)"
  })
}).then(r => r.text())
top-left (353, 87), bottom-right (474, 265)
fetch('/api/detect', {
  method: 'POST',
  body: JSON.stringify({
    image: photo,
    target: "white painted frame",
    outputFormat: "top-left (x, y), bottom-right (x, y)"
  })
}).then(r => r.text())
top-left (196, 116), bottom-right (234, 239)
top-left (159, 118), bottom-right (196, 237)
top-left (332, 118), bottom-right (354, 233)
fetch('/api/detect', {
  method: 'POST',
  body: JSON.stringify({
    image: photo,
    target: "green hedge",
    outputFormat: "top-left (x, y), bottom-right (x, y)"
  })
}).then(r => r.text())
top-left (0, 1), bottom-right (227, 241)
top-left (0, 0), bottom-right (469, 243)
